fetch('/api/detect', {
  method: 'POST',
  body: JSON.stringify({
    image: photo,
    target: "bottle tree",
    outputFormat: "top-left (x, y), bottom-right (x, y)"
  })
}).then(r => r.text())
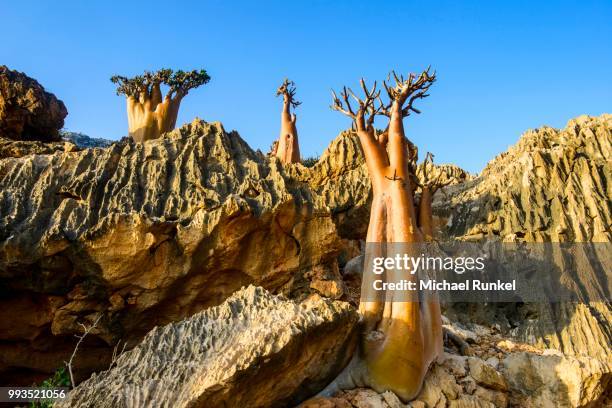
top-left (416, 152), bottom-right (452, 241)
top-left (111, 69), bottom-right (210, 142)
top-left (327, 68), bottom-right (443, 401)
top-left (273, 79), bottom-right (301, 163)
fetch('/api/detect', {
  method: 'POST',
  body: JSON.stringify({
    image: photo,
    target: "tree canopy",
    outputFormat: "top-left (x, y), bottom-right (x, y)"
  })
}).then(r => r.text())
top-left (110, 68), bottom-right (210, 99)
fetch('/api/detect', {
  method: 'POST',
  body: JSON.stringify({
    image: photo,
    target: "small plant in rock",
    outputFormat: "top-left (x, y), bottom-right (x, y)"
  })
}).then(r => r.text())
top-left (301, 155), bottom-right (319, 167)
top-left (29, 367), bottom-right (70, 408)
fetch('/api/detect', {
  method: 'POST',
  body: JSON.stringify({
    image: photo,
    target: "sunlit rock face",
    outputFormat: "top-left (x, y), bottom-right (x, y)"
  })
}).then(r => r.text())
top-left (0, 113), bottom-right (610, 407)
top-left (0, 66), bottom-right (67, 142)
top-left (433, 114), bottom-right (611, 359)
top-left (436, 114), bottom-right (611, 243)
top-left (0, 120), bottom-right (369, 383)
top-left (428, 114), bottom-right (612, 407)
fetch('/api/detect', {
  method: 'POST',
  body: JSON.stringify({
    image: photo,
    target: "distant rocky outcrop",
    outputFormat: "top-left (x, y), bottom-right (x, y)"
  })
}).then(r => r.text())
top-left (57, 286), bottom-right (358, 408)
top-left (61, 131), bottom-right (114, 148)
top-left (0, 131), bottom-right (113, 159)
top-left (0, 66), bottom-right (67, 142)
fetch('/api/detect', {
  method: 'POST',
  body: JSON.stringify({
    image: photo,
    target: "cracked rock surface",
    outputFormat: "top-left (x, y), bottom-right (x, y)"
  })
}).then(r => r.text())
top-left (1, 112), bottom-right (610, 407)
top-left (0, 120), bottom-right (368, 383)
top-left (56, 285), bottom-right (358, 408)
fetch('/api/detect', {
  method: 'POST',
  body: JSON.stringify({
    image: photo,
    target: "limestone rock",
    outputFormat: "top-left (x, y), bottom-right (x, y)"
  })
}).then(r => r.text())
top-left (0, 120), bottom-right (368, 383)
top-left (467, 357), bottom-right (508, 392)
top-left (0, 137), bottom-right (77, 159)
top-left (57, 286), bottom-right (358, 408)
top-left (306, 352), bottom-right (509, 408)
top-left (435, 115), bottom-right (612, 363)
top-left (436, 114), bottom-right (611, 242)
top-left (502, 352), bottom-right (611, 407)
top-left (416, 161), bottom-right (474, 188)
top-left (0, 66), bottom-right (67, 142)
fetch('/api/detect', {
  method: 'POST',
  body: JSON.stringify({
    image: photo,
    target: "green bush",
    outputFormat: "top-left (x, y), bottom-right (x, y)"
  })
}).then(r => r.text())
top-left (29, 367), bottom-right (70, 408)
top-left (301, 156), bottom-right (319, 168)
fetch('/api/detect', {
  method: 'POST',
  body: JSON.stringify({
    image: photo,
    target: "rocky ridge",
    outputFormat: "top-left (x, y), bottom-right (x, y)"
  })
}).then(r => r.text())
top-left (61, 131), bottom-right (114, 148)
top-left (0, 113), bottom-right (610, 406)
top-left (0, 120), bottom-right (369, 383)
top-left (436, 114), bottom-right (611, 242)
top-left (430, 115), bottom-right (611, 363)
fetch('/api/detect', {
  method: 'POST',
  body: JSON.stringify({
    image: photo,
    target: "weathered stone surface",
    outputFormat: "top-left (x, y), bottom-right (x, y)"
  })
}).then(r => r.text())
top-left (435, 115), bottom-right (611, 365)
top-left (467, 357), bottom-right (507, 392)
top-left (436, 114), bottom-right (611, 242)
top-left (309, 320), bottom-right (610, 407)
top-left (305, 352), bottom-right (508, 408)
top-left (0, 120), bottom-right (368, 383)
top-left (0, 66), bottom-right (67, 141)
top-left (502, 352), bottom-right (611, 408)
top-left (0, 137), bottom-right (77, 159)
top-left (1, 110), bottom-right (610, 408)
top-left (57, 286), bottom-right (358, 408)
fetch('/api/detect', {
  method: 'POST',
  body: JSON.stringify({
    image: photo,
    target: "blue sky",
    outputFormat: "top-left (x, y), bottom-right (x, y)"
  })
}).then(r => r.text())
top-left (2, 1), bottom-right (610, 173)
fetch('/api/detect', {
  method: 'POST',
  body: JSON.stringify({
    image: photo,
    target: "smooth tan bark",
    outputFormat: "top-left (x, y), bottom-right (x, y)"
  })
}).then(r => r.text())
top-left (358, 103), bottom-right (442, 401)
top-left (330, 71), bottom-right (442, 401)
top-left (275, 97), bottom-right (300, 163)
top-left (418, 187), bottom-right (434, 240)
top-left (127, 86), bottom-right (183, 143)
top-left (274, 81), bottom-right (301, 163)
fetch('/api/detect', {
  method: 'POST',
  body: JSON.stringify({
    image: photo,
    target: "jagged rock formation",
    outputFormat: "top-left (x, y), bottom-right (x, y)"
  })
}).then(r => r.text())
top-left (431, 115), bottom-right (611, 364)
top-left (57, 286), bottom-right (358, 408)
top-left (0, 121), bottom-right (369, 383)
top-left (0, 130), bottom-right (112, 160)
top-left (305, 115), bottom-right (611, 407)
top-left (0, 66), bottom-right (67, 142)
top-left (61, 131), bottom-right (114, 148)
top-left (1, 112), bottom-right (610, 407)
top-left (436, 114), bottom-right (611, 242)
top-left (417, 162), bottom-right (474, 187)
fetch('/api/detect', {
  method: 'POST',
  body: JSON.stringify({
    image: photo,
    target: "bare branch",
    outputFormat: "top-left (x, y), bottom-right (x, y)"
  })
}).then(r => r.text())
top-left (330, 78), bottom-right (383, 130)
top-left (276, 78), bottom-right (301, 108)
top-left (111, 340), bottom-right (128, 368)
top-left (384, 67), bottom-right (436, 116)
top-left (65, 314), bottom-right (103, 388)
top-left (330, 89), bottom-right (355, 118)
top-left (419, 151), bottom-right (452, 193)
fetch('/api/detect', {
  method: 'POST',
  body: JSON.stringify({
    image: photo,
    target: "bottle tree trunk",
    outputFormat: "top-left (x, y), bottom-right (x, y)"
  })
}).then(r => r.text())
top-left (274, 79), bottom-right (301, 163)
top-left (126, 84), bottom-right (182, 143)
top-left (275, 99), bottom-right (300, 163)
top-left (327, 70), bottom-right (442, 402)
top-left (418, 186), bottom-right (435, 240)
top-left (358, 102), bottom-right (443, 401)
